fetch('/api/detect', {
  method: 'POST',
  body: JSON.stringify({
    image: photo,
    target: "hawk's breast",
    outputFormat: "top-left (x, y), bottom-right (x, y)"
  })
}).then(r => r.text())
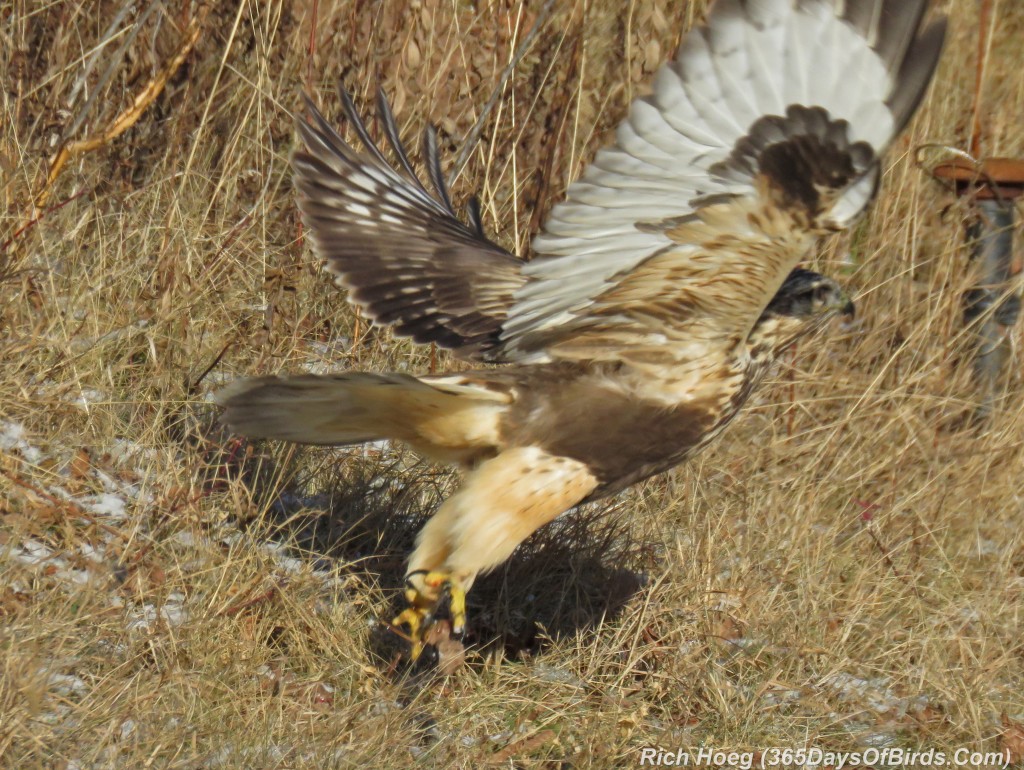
top-left (497, 359), bottom-right (763, 501)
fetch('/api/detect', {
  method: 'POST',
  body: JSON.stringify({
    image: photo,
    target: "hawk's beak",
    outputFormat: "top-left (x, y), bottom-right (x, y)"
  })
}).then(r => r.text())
top-left (840, 296), bottom-right (855, 320)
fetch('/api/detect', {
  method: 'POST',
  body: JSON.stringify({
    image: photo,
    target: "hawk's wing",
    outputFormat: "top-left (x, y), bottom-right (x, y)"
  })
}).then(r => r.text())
top-left (495, 0), bottom-right (945, 364)
top-left (292, 88), bottom-right (525, 361)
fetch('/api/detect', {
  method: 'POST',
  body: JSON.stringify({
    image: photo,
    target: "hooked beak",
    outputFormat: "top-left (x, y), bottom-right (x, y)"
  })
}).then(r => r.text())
top-left (840, 295), bottom-right (855, 320)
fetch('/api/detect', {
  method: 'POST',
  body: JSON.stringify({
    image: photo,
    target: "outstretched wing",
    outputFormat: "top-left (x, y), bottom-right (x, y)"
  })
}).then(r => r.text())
top-left (495, 0), bottom-right (945, 364)
top-left (292, 86), bottom-right (526, 361)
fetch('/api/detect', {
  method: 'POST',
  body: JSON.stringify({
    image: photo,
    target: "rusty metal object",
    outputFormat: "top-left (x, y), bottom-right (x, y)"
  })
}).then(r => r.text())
top-left (932, 157), bottom-right (1024, 200)
top-left (922, 0), bottom-right (1023, 415)
top-left (964, 199), bottom-right (1020, 415)
top-left (931, 159), bottom-right (1023, 416)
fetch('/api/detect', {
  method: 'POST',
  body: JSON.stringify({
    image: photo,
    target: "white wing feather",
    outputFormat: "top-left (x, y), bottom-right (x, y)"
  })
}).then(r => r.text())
top-left (496, 0), bottom-right (939, 363)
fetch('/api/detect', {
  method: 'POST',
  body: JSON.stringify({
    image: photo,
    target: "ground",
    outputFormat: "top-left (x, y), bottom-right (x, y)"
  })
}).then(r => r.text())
top-left (2, 1), bottom-right (1024, 767)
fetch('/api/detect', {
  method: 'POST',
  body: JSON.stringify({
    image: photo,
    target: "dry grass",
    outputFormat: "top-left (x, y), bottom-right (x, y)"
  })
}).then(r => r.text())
top-left (2, 1), bottom-right (1024, 767)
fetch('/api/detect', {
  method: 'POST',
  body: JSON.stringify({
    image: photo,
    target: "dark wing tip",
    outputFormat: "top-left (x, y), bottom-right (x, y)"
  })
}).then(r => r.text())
top-left (886, 17), bottom-right (948, 137)
top-left (289, 86), bottom-right (525, 363)
top-left (422, 124), bottom-right (456, 217)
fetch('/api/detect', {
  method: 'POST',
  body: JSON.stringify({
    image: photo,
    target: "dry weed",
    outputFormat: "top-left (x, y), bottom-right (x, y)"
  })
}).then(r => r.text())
top-left (1, 1), bottom-right (1023, 767)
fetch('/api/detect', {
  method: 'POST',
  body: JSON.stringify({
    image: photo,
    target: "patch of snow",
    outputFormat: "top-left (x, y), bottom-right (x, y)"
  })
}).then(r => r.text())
top-left (709, 592), bottom-right (742, 611)
top-left (532, 663), bottom-right (585, 688)
top-left (47, 671), bottom-right (88, 697)
top-left (8, 539), bottom-right (100, 588)
top-left (301, 339), bottom-right (352, 374)
top-left (79, 542), bottom-right (105, 562)
top-left (0, 420), bottom-right (42, 463)
top-left (82, 493), bottom-right (127, 519)
top-left (125, 604), bottom-right (159, 632)
top-left (761, 687), bottom-right (803, 706)
top-left (820, 671), bottom-right (930, 717)
top-left (13, 538), bottom-right (59, 566)
top-left (126, 593), bottom-right (188, 631)
top-left (958, 607), bottom-right (981, 624)
top-left (201, 370), bottom-right (234, 387)
top-left (276, 555), bottom-right (307, 574)
top-left (107, 438), bottom-right (155, 465)
top-left (67, 322), bottom-right (148, 354)
top-left (65, 388), bottom-right (107, 411)
top-left (58, 567), bottom-right (94, 585)
top-left (172, 530), bottom-right (200, 547)
top-left (161, 594), bottom-right (188, 626)
top-left (973, 538), bottom-right (1001, 557)
top-left (859, 732), bottom-right (899, 748)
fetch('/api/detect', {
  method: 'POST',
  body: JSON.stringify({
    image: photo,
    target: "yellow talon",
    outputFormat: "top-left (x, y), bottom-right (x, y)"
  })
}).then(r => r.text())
top-left (391, 605), bottom-right (428, 660)
top-left (448, 582), bottom-right (467, 635)
top-left (391, 571), bottom-right (468, 660)
top-left (422, 571), bottom-right (467, 633)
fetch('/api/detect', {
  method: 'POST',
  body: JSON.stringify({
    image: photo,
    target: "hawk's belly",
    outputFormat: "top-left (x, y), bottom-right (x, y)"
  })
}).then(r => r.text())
top-left (498, 364), bottom-right (762, 501)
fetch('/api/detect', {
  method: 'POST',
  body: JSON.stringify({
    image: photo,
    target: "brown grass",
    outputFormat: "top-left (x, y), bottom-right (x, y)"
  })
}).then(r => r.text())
top-left (2, 1), bottom-right (1023, 767)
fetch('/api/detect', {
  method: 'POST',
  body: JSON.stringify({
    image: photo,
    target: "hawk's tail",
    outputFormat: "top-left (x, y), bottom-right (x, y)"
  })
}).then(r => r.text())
top-left (215, 372), bottom-right (509, 464)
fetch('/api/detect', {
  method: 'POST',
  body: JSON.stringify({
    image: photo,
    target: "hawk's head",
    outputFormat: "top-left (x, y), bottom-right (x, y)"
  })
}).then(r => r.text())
top-left (749, 268), bottom-right (854, 358)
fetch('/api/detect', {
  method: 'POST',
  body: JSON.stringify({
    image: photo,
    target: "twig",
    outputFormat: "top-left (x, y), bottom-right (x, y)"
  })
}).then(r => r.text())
top-left (219, 584), bottom-right (282, 617)
top-left (1, 189), bottom-right (89, 254)
top-left (488, 729), bottom-right (558, 764)
top-left (305, 0), bottom-right (320, 91)
top-left (32, 8), bottom-right (205, 213)
top-left (448, 0), bottom-right (556, 186)
top-left (855, 500), bottom-right (921, 598)
top-left (527, 32), bottom-right (581, 236)
top-left (970, 0), bottom-right (994, 159)
top-left (190, 339), bottom-right (235, 393)
top-left (64, 1), bottom-right (164, 141)
top-left (0, 466), bottom-right (124, 540)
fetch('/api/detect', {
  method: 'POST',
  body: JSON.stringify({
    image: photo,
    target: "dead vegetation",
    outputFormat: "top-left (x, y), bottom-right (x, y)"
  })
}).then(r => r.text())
top-left (2, 1), bottom-right (1023, 767)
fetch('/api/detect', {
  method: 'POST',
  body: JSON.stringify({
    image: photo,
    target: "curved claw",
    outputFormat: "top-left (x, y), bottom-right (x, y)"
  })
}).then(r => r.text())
top-left (392, 571), bottom-right (469, 659)
top-left (391, 605), bottom-right (429, 660)
top-left (445, 581), bottom-right (467, 636)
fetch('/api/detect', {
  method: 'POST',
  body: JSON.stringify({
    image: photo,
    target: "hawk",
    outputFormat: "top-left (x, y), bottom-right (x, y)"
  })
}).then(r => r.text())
top-left (219, 0), bottom-right (945, 658)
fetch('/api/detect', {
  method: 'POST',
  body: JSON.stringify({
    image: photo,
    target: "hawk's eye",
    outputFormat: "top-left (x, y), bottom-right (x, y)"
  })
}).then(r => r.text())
top-left (811, 284), bottom-right (833, 305)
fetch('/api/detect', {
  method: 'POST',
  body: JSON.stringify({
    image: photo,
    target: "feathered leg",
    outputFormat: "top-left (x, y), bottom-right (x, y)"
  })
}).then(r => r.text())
top-left (394, 447), bottom-right (598, 657)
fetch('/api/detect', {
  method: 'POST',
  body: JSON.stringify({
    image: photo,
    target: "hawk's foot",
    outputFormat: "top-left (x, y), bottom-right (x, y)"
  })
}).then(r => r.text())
top-left (391, 570), bottom-right (468, 660)
top-left (391, 604), bottom-right (430, 660)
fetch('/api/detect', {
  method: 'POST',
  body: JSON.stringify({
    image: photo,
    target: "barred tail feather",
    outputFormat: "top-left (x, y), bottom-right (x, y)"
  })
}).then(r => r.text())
top-left (216, 373), bottom-right (507, 465)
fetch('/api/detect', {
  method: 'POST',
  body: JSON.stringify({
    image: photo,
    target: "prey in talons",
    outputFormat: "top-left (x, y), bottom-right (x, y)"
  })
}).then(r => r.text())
top-left (391, 570), bottom-right (468, 660)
